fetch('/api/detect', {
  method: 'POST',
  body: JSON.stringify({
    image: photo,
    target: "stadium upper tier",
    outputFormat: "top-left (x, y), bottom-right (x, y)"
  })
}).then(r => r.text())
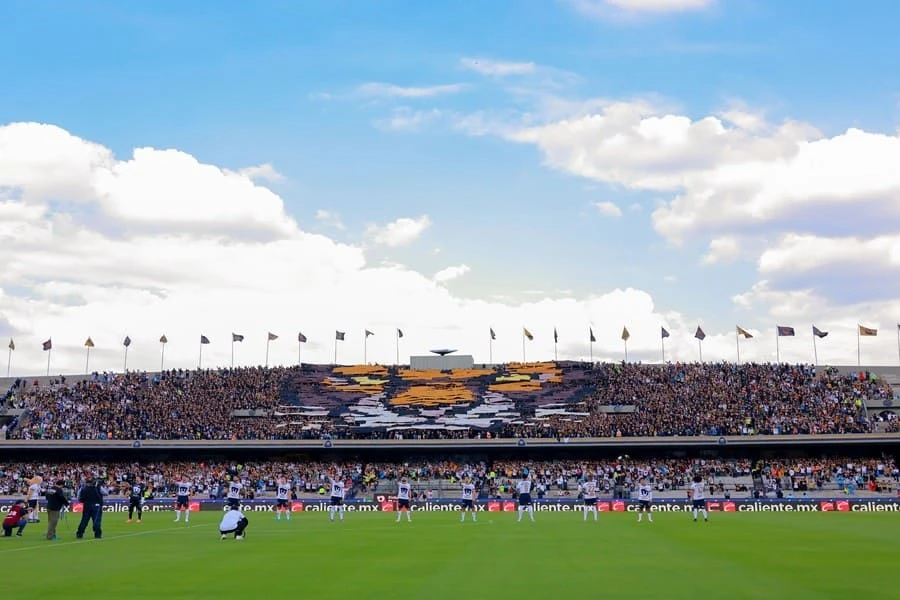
top-left (2, 362), bottom-right (896, 440)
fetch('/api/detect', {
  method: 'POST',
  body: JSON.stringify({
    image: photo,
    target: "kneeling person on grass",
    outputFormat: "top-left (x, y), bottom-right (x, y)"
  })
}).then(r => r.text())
top-left (219, 506), bottom-right (249, 540)
top-left (2, 500), bottom-right (29, 537)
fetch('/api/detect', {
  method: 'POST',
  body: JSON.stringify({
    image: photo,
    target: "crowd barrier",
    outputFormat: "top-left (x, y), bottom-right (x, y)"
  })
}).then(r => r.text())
top-left (6, 497), bottom-right (900, 513)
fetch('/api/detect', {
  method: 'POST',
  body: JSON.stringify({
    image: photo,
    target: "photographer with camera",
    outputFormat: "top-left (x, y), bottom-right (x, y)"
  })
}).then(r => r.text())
top-left (44, 479), bottom-right (70, 541)
top-left (75, 474), bottom-right (108, 540)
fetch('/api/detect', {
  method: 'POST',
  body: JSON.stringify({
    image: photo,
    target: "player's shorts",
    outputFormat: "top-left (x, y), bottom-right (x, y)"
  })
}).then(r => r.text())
top-left (397, 499), bottom-right (410, 510)
top-left (518, 493), bottom-right (532, 506)
top-left (330, 497), bottom-right (343, 506)
top-left (461, 499), bottom-right (474, 510)
top-left (584, 498), bottom-right (597, 506)
top-left (692, 499), bottom-right (705, 509)
top-left (27, 500), bottom-right (38, 510)
top-left (176, 495), bottom-right (189, 509)
top-left (276, 499), bottom-right (289, 509)
top-left (128, 496), bottom-right (142, 506)
top-left (639, 500), bottom-right (651, 510)
top-left (226, 497), bottom-right (241, 509)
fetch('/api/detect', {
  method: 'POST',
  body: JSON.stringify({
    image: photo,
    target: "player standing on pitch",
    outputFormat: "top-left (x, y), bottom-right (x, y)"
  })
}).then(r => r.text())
top-left (636, 477), bottom-right (654, 523)
top-left (328, 475), bottom-right (346, 522)
top-left (581, 472), bottom-right (599, 522)
top-left (459, 477), bottom-right (477, 523)
top-left (275, 477), bottom-right (292, 522)
top-left (516, 474), bottom-right (535, 522)
top-left (395, 477), bottom-right (412, 523)
top-left (689, 474), bottom-right (708, 522)
top-left (126, 476), bottom-right (146, 523)
top-left (174, 476), bottom-right (192, 523)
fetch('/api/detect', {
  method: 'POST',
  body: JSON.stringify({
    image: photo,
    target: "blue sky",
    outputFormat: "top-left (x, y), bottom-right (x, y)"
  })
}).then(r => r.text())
top-left (1, 0), bottom-right (899, 372)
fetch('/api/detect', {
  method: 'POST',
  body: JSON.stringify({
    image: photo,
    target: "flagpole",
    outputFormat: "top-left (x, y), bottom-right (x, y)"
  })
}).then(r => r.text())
top-left (85, 346), bottom-right (90, 375)
top-left (661, 337), bottom-right (665, 363)
top-left (776, 332), bottom-right (780, 364)
top-left (46, 347), bottom-right (51, 376)
top-left (489, 333), bottom-right (493, 365)
top-left (265, 339), bottom-right (270, 368)
top-left (199, 340), bottom-right (203, 369)
top-left (522, 331), bottom-right (526, 363)
top-left (812, 334), bottom-right (818, 366)
top-left (624, 339), bottom-right (628, 362)
top-left (554, 340), bottom-right (558, 361)
top-left (334, 339), bottom-right (337, 365)
top-left (124, 346), bottom-right (128, 372)
top-left (590, 341), bottom-right (593, 363)
top-left (364, 335), bottom-right (368, 365)
top-left (395, 331), bottom-right (399, 366)
top-left (736, 330), bottom-right (741, 364)
top-left (160, 342), bottom-right (166, 372)
top-left (6, 347), bottom-right (11, 378)
top-left (231, 340), bottom-right (235, 368)
top-left (857, 327), bottom-right (860, 368)
top-left (298, 341), bottom-right (302, 366)
top-left (698, 340), bottom-right (703, 363)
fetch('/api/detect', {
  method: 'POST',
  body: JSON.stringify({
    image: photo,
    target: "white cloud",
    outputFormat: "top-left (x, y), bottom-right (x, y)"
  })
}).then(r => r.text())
top-left (315, 209), bottom-right (345, 231)
top-left (434, 264), bottom-right (471, 283)
top-left (366, 215), bottom-right (432, 247)
top-left (758, 234), bottom-right (900, 275)
top-left (237, 163), bottom-right (285, 183)
top-left (358, 82), bottom-right (466, 99)
top-left (565, 0), bottom-right (716, 17)
top-left (702, 236), bottom-right (741, 264)
top-left (460, 58), bottom-right (536, 76)
top-left (374, 108), bottom-right (444, 132)
top-left (594, 201), bottom-right (623, 217)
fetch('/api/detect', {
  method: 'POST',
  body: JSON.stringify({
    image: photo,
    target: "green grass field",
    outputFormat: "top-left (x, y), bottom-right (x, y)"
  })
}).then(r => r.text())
top-left (2, 509), bottom-right (896, 599)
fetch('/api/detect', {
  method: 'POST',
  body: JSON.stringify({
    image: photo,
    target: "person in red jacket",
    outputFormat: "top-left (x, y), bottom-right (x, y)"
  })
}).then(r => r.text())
top-left (3, 500), bottom-right (29, 537)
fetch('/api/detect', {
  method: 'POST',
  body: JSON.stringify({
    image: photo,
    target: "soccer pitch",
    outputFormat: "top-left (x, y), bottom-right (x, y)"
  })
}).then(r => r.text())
top-left (1, 510), bottom-right (896, 599)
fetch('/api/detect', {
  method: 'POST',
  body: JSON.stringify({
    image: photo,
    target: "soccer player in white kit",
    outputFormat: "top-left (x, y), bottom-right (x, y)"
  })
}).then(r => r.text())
top-left (581, 473), bottom-right (599, 522)
top-left (275, 477), bottom-right (292, 522)
top-left (328, 477), bottom-right (345, 522)
top-left (174, 477), bottom-right (192, 523)
top-left (396, 477), bottom-right (412, 523)
top-left (460, 478), bottom-right (477, 523)
top-left (516, 476), bottom-right (535, 522)
top-left (26, 477), bottom-right (42, 523)
top-left (636, 477), bottom-right (654, 523)
top-left (689, 475), bottom-right (708, 522)
top-left (226, 476), bottom-right (243, 510)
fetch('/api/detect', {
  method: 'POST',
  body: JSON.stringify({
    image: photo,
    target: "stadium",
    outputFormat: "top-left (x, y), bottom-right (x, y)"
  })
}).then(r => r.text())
top-left (1, 354), bottom-right (899, 597)
top-left (3, 1), bottom-right (900, 598)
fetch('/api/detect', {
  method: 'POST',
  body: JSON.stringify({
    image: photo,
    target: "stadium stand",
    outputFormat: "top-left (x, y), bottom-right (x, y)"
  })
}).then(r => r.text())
top-left (0, 361), bottom-right (894, 441)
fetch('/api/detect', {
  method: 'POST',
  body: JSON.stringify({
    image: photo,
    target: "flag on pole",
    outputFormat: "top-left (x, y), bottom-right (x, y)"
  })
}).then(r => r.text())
top-left (298, 332), bottom-right (308, 343)
top-left (200, 335), bottom-right (210, 344)
top-left (232, 333), bottom-right (244, 342)
top-left (589, 328), bottom-right (596, 343)
top-left (123, 336), bottom-right (132, 347)
top-left (159, 335), bottom-right (168, 344)
top-left (490, 328), bottom-right (496, 340)
top-left (365, 330), bottom-right (374, 337)
top-left (8, 339), bottom-right (14, 351)
top-left (523, 328), bottom-right (533, 341)
top-left (621, 327), bottom-right (630, 341)
top-left (42, 339), bottom-right (52, 351)
top-left (858, 325), bottom-right (878, 336)
top-left (776, 326), bottom-right (795, 337)
top-left (812, 326), bottom-right (828, 338)
top-left (553, 328), bottom-right (558, 343)
top-left (736, 326), bottom-right (753, 339)
top-left (335, 331), bottom-right (345, 341)
top-left (694, 327), bottom-right (706, 341)
top-left (268, 332), bottom-right (278, 341)
top-left (660, 327), bottom-right (670, 339)
top-left (397, 329), bottom-right (403, 338)
top-left (84, 337), bottom-right (95, 348)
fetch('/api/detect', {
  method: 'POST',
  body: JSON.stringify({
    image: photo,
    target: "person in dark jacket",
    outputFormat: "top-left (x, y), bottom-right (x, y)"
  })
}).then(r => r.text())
top-left (75, 477), bottom-right (107, 539)
top-left (44, 480), bottom-right (70, 541)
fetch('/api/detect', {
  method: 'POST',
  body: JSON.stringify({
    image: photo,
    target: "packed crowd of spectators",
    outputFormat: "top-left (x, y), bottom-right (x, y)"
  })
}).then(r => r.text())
top-left (1, 361), bottom-right (895, 440)
top-left (0, 456), bottom-right (895, 500)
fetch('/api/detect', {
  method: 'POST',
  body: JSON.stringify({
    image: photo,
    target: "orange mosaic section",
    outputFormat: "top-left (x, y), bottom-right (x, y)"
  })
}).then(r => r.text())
top-left (487, 380), bottom-right (544, 393)
top-left (389, 383), bottom-right (474, 407)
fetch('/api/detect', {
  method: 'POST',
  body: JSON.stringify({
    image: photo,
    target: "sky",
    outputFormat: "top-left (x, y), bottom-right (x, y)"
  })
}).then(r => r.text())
top-left (1, 0), bottom-right (899, 374)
